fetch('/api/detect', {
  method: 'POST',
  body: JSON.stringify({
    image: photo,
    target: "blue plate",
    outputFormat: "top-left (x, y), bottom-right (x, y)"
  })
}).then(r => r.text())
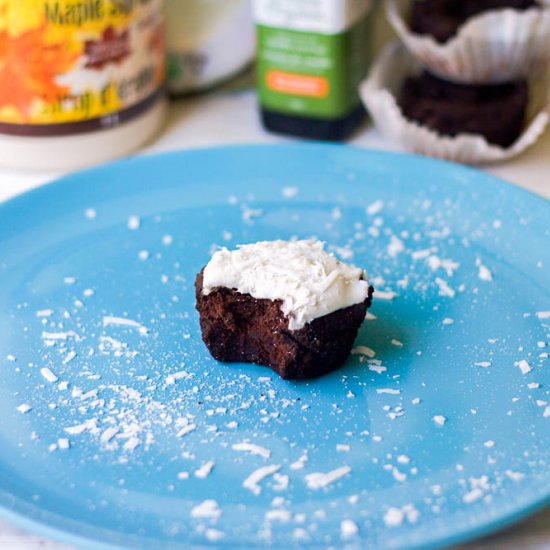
top-left (0, 145), bottom-right (549, 549)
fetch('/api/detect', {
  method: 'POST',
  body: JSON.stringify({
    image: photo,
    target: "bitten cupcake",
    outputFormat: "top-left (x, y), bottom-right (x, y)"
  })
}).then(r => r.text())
top-left (385, 0), bottom-right (550, 83)
top-left (195, 240), bottom-right (374, 380)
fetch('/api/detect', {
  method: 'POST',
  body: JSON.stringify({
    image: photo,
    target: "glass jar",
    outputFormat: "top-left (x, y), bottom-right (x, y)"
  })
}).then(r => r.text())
top-left (0, 0), bottom-right (166, 171)
top-left (166, 0), bottom-right (255, 95)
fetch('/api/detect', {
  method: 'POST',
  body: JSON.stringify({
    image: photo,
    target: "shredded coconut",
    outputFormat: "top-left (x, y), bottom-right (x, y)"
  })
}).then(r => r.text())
top-left (127, 215), bottom-right (141, 230)
top-left (340, 519), bottom-right (359, 538)
top-left (243, 465), bottom-right (281, 495)
top-left (195, 461), bottom-right (215, 479)
top-left (40, 367), bottom-right (58, 383)
top-left (304, 466), bottom-right (351, 490)
top-left (232, 442), bottom-right (271, 459)
top-left (433, 415), bottom-right (447, 426)
top-left (515, 360), bottom-right (532, 375)
top-left (202, 240), bottom-right (370, 331)
top-left (191, 499), bottom-right (221, 519)
top-left (351, 346), bottom-right (375, 358)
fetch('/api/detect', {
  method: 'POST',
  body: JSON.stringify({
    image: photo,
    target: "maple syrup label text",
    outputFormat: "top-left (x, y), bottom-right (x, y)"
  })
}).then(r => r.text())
top-left (43, 0), bottom-right (156, 26)
top-left (0, 0), bottom-right (164, 132)
top-left (44, 1), bottom-right (104, 26)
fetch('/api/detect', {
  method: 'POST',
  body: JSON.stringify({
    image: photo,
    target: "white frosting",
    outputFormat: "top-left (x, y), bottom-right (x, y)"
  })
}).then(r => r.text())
top-left (202, 239), bottom-right (370, 331)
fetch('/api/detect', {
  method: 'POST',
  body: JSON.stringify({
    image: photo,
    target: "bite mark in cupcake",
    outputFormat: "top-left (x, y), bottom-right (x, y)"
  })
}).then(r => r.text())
top-left (195, 239), bottom-right (374, 380)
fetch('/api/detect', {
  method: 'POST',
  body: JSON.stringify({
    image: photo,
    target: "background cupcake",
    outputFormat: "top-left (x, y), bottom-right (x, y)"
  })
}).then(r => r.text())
top-left (385, 0), bottom-right (550, 84)
top-left (360, 42), bottom-right (550, 164)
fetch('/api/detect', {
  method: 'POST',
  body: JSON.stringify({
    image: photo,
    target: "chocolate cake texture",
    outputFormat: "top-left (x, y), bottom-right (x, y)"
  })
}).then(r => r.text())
top-left (194, 239), bottom-right (374, 380)
top-left (410, 0), bottom-right (538, 43)
top-left (399, 71), bottom-right (528, 148)
top-left (195, 270), bottom-right (374, 380)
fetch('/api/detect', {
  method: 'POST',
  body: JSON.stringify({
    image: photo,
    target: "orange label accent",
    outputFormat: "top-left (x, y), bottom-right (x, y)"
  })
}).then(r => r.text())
top-left (267, 70), bottom-right (329, 98)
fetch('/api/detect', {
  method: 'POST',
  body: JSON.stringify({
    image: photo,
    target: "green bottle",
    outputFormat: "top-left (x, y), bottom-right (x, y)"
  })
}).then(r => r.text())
top-left (254, 0), bottom-right (373, 141)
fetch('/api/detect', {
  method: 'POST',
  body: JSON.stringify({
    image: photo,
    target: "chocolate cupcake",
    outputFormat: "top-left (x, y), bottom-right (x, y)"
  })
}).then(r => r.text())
top-left (410, 0), bottom-right (539, 44)
top-left (360, 43), bottom-right (550, 164)
top-left (195, 240), bottom-right (374, 380)
top-left (385, 0), bottom-right (550, 84)
top-left (399, 72), bottom-right (528, 148)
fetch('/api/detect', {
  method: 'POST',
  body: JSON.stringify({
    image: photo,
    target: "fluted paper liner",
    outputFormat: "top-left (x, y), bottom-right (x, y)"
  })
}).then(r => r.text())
top-left (360, 43), bottom-right (550, 165)
top-left (385, 0), bottom-right (550, 84)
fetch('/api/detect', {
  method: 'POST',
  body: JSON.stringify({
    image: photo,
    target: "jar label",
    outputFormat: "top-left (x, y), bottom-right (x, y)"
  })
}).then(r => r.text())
top-left (256, 2), bottom-right (371, 120)
top-left (0, 0), bottom-right (165, 136)
top-left (254, 0), bottom-right (371, 34)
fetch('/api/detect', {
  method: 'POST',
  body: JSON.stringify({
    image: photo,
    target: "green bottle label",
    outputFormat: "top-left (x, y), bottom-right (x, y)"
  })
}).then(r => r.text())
top-left (257, 14), bottom-right (370, 120)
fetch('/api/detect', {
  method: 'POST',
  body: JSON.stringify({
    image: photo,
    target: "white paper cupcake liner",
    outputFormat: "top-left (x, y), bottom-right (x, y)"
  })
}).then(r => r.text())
top-left (385, 0), bottom-right (550, 84)
top-left (360, 42), bottom-right (550, 165)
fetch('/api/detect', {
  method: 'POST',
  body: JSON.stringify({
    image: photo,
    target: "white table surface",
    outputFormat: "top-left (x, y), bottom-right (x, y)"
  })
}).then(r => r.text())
top-left (0, 89), bottom-right (549, 549)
